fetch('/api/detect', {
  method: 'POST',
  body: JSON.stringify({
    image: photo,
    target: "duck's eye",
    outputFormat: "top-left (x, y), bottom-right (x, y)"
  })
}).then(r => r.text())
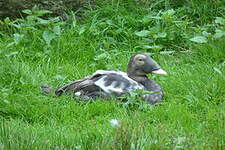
top-left (138, 58), bottom-right (144, 61)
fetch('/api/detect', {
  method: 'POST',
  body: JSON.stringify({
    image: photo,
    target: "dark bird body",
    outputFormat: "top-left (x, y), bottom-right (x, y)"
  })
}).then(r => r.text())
top-left (41, 53), bottom-right (167, 105)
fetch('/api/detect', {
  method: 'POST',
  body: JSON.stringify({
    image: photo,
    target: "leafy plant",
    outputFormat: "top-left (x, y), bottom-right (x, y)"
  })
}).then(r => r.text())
top-left (135, 9), bottom-right (192, 52)
top-left (189, 17), bottom-right (225, 44)
top-left (1, 6), bottom-right (65, 48)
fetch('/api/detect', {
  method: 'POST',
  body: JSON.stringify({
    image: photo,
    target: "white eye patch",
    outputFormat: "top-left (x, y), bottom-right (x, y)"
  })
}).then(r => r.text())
top-left (134, 54), bottom-right (147, 61)
top-left (134, 55), bottom-right (146, 66)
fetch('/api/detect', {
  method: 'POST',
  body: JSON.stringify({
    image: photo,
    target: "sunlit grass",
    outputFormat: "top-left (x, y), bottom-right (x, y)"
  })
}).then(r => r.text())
top-left (0, 0), bottom-right (225, 149)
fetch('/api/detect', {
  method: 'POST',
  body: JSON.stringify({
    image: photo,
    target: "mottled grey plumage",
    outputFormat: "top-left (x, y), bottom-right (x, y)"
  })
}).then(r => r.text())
top-left (40, 53), bottom-right (167, 104)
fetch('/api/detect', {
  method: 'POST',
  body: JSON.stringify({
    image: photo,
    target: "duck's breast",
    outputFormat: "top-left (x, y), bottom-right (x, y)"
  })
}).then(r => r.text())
top-left (93, 70), bottom-right (143, 96)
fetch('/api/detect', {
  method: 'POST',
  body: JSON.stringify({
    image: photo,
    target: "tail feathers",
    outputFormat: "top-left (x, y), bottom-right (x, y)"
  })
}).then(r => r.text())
top-left (40, 84), bottom-right (54, 95)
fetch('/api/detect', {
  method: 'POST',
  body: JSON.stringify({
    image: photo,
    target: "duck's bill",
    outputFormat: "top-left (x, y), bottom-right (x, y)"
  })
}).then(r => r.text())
top-left (152, 69), bottom-right (167, 75)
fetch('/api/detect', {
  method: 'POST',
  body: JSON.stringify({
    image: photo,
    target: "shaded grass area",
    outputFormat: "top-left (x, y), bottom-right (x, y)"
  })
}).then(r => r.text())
top-left (0, 1), bottom-right (225, 149)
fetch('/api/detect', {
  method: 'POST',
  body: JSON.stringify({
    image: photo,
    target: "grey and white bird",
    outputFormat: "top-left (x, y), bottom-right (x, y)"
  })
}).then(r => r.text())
top-left (41, 53), bottom-right (167, 104)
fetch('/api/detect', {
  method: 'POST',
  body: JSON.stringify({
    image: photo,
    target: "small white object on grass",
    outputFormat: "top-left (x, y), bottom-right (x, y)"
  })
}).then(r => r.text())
top-left (109, 119), bottom-right (120, 127)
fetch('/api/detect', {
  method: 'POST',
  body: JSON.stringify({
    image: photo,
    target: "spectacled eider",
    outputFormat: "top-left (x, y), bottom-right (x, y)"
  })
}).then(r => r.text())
top-left (41, 53), bottom-right (167, 104)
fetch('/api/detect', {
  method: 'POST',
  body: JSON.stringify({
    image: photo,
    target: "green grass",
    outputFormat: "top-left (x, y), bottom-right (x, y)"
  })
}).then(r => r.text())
top-left (0, 0), bottom-right (225, 149)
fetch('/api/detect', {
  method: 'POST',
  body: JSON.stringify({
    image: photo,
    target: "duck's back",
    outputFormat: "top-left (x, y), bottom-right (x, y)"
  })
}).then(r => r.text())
top-left (55, 70), bottom-right (143, 98)
top-left (91, 70), bottom-right (143, 97)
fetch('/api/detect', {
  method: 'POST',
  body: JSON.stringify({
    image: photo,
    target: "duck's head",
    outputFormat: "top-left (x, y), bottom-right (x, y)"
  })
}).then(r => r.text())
top-left (127, 53), bottom-right (167, 77)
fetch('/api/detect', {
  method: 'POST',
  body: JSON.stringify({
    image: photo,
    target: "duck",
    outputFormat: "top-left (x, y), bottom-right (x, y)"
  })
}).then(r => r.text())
top-left (41, 53), bottom-right (167, 104)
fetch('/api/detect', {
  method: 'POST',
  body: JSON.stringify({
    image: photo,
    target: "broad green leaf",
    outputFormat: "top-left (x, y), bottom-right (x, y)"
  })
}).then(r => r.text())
top-left (213, 29), bottom-right (225, 39)
top-left (13, 33), bottom-right (24, 44)
top-left (161, 9), bottom-right (175, 19)
top-left (53, 26), bottom-right (61, 35)
top-left (26, 15), bottom-right (37, 22)
top-left (153, 32), bottom-right (167, 38)
top-left (2, 99), bottom-right (10, 104)
top-left (49, 17), bottom-right (61, 23)
top-left (215, 17), bottom-right (225, 25)
top-left (142, 45), bottom-right (163, 51)
top-left (135, 30), bottom-right (150, 37)
top-left (22, 9), bottom-right (32, 15)
top-left (142, 45), bottom-right (154, 49)
top-left (4, 17), bottom-right (11, 24)
top-left (140, 15), bottom-right (161, 23)
top-left (106, 20), bottom-right (114, 26)
top-left (34, 10), bottom-right (52, 16)
top-left (42, 31), bottom-right (56, 45)
top-left (94, 53), bottom-right (109, 60)
top-left (79, 26), bottom-right (86, 35)
top-left (190, 36), bottom-right (207, 43)
top-left (162, 9), bottom-right (175, 16)
top-left (37, 18), bottom-right (50, 25)
top-left (141, 16), bottom-right (152, 24)
top-left (202, 31), bottom-right (211, 37)
top-left (160, 50), bottom-right (175, 55)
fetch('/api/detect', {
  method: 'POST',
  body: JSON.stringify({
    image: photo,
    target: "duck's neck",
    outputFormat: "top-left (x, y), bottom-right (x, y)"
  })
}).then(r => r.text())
top-left (128, 74), bottom-right (161, 91)
top-left (128, 74), bottom-right (148, 83)
top-left (127, 62), bottom-right (149, 83)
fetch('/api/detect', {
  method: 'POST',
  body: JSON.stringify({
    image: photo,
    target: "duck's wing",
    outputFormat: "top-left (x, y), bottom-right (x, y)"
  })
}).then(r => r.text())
top-left (55, 76), bottom-right (91, 96)
top-left (92, 70), bottom-right (144, 96)
top-left (55, 70), bottom-right (145, 98)
top-left (54, 70), bottom-right (112, 97)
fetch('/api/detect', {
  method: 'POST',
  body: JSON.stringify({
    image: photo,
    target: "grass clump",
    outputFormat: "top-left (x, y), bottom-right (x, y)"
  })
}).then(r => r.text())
top-left (0, 0), bottom-right (225, 149)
